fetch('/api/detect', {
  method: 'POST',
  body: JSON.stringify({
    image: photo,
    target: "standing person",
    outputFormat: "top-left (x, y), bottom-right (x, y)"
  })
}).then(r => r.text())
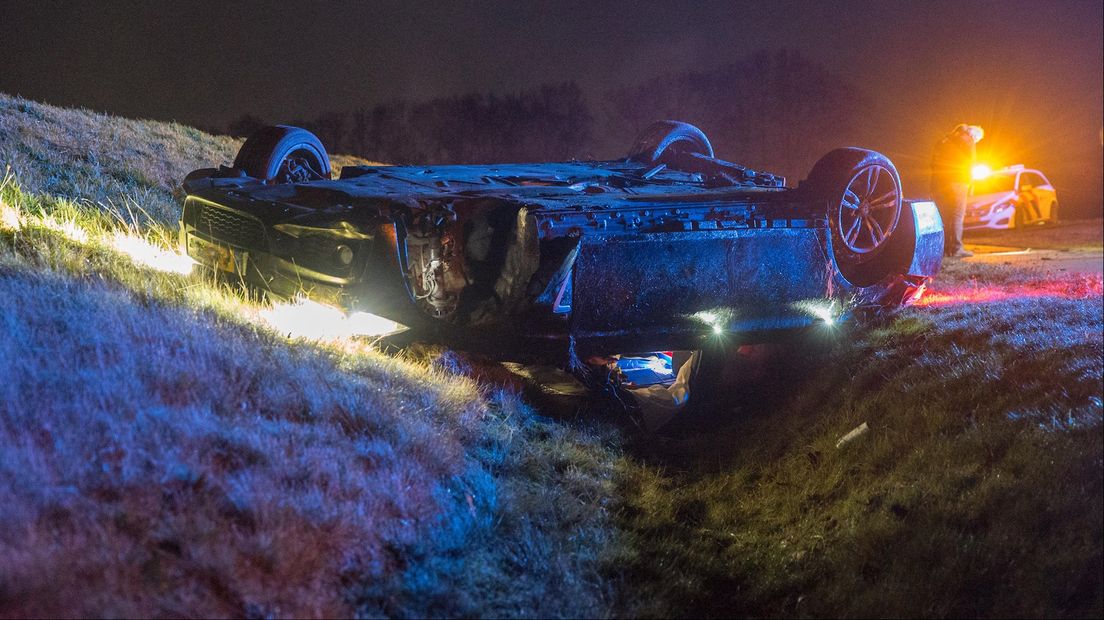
top-left (931, 124), bottom-right (984, 257)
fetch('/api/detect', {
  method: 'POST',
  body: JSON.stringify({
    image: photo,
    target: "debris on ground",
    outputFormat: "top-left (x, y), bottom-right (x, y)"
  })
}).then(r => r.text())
top-left (836, 422), bottom-right (869, 448)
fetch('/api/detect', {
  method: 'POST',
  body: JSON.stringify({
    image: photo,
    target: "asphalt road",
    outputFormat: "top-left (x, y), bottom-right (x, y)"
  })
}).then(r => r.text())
top-left (964, 244), bottom-right (1104, 274)
top-left (963, 220), bottom-right (1104, 275)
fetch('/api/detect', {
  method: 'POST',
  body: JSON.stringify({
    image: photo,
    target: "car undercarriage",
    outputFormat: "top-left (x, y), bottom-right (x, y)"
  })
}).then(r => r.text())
top-left (181, 121), bottom-right (943, 422)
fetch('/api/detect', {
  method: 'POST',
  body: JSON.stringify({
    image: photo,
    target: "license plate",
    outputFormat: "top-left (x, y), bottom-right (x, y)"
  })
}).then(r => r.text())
top-left (188, 235), bottom-right (243, 274)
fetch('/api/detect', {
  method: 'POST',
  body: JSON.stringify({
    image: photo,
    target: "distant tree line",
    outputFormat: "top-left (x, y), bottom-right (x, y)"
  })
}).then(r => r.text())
top-left (227, 50), bottom-right (866, 181)
top-left (230, 83), bottom-right (593, 165)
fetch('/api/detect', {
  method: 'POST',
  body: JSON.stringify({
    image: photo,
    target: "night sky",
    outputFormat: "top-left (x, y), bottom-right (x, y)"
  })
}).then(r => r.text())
top-left (2, 0), bottom-right (1101, 208)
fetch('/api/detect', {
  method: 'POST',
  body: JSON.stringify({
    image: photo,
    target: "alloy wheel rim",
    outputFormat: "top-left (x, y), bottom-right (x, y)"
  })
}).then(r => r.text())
top-left (837, 165), bottom-right (900, 254)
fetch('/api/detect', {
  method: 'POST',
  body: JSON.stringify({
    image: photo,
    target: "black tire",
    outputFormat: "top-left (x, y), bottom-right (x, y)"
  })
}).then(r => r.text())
top-left (233, 125), bottom-right (331, 183)
top-left (1049, 201), bottom-right (1059, 224)
top-left (627, 120), bottom-right (714, 164)
top-left (803, 148), bottom-right (903, 267)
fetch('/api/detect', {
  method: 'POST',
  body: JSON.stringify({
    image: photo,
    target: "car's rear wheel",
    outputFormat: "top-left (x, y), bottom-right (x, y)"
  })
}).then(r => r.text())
top-left (1049, 201), bottom-right (1059, 224)
top-left (803, 148), bottom-right (903, 271)
top-left (627, 120), bottom-right (714, 164)
top-left (234, 125), bottom-right (331, 183)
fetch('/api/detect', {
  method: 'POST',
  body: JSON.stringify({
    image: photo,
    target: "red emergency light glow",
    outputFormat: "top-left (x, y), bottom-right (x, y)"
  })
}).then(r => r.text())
top-left (914, 278), bottom-right (1102, 307)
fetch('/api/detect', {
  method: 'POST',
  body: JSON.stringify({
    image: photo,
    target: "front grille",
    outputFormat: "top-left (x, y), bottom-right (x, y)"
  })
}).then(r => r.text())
top-left (194, 204), bottom-right (267, 249)
top-left (295, 235), bottom-right (338, 265)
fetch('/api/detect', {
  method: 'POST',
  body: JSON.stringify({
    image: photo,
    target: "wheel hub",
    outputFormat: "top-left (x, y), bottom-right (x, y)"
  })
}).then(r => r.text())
top-left (837, 165), bottom-right (901, 254)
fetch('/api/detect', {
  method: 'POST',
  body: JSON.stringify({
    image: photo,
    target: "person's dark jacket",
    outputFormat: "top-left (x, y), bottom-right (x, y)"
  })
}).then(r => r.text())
top-left (930, 131), bottom-right (975, 192)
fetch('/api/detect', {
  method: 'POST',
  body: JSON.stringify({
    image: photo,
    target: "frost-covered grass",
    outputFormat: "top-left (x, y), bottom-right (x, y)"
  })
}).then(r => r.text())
top-left (0, 93), bottom-right (373, 227)
top-left (0, 96), bottom-right (621, 618)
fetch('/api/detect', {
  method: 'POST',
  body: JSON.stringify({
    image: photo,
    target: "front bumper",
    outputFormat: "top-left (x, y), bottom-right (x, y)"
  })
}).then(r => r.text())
top-left (964, 202), bottom-right (1015, 230)
top-left (180, 195), bottom-right (426, 327)
top-left (179, 195), bottom-right (361, 306)
top-left (182, 224), bottom-right (354, 305)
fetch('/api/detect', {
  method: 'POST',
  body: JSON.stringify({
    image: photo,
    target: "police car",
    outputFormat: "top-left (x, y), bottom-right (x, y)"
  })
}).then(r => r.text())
top-left (965, 164), bottom-right (1059, 230)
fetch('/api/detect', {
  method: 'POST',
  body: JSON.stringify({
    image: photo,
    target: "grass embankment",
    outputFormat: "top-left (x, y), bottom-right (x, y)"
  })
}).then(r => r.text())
top-left (0, 94), bottom-right (621, 618)
top-left (0, 94), bottom-right (370, 226)
top-left (611, 229), bottom-right (1103, 617)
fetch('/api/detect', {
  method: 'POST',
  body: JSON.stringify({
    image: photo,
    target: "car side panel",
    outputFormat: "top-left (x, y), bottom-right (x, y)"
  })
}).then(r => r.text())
top-left (570, 227), bottom-right (831, 353)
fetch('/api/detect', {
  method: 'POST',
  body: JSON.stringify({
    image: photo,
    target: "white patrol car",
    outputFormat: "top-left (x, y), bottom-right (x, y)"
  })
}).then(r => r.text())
top-left (965, 164), bottom-right (1059, 230)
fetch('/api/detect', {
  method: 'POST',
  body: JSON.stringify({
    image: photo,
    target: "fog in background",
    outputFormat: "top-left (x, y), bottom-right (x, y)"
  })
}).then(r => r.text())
top-left (3, 0), bottom-right (1101, 215)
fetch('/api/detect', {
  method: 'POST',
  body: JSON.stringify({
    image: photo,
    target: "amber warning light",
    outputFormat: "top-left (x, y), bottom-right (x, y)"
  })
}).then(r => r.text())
top-left (971, 163), bottom-right (993, 181)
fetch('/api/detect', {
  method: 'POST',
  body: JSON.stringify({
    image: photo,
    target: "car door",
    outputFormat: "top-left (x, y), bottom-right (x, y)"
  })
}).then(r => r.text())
top-left (1032, 172), bottom-right (1058, 220)
top-left (1016, 172), bottom-right (1044, 223)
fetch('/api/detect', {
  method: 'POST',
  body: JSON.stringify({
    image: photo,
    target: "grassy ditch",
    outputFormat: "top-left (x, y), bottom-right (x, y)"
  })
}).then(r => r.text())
top-left (609, 236), bottom-right (1103, 617)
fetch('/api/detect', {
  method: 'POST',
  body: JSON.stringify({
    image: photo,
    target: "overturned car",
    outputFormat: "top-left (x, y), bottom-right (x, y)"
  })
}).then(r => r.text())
top-left (182, 122), bottom-right (942, 421)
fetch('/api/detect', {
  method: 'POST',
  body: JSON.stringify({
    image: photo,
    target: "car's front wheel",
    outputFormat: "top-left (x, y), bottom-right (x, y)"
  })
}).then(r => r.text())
top-left (233, 125), bottom-right (331, 183)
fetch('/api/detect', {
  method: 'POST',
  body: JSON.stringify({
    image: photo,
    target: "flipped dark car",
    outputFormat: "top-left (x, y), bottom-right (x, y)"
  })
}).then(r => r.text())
top-left (181, 121), bottom-right (942, 419)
